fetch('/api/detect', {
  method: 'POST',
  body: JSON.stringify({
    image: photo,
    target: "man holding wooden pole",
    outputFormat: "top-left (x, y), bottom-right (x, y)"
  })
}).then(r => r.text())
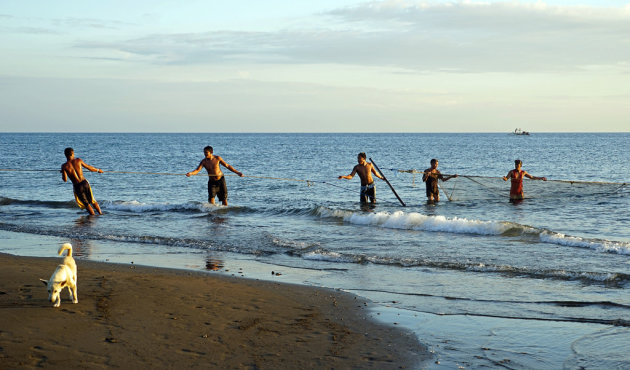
top-left (338, 152), bottom-right (384, 204)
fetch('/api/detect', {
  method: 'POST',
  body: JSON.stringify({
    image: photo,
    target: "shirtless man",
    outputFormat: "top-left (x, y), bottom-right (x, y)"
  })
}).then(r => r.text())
top-left (338, 152), bottom-right (384, 204)
top-left (186, 146), bottom-right (243, 206)
top-left (503, 159), bottom-right (546, 202)
top-left (61, 147), bottom-right (103, 215)
top-left (422, 158), bottom-right (457, 203)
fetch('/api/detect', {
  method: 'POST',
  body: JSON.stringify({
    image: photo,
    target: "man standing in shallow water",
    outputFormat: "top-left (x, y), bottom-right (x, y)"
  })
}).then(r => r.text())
top-left (503, 159), bottom-right (546, 202)
top-left (186, 146), bottom-right (243, 206)
top-left (338, 152), bottom-right (384, 204)
top-left (422, 158), bottom-right (458, 203)
top-left (61, 147), bottom-right (103, 215)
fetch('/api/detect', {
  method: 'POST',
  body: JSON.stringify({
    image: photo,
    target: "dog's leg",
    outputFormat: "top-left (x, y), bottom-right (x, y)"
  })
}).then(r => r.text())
top-left (71, 284), bottom-right (78, 304)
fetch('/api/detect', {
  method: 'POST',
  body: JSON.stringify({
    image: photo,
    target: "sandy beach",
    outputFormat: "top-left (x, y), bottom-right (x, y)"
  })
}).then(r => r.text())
top-left (0, 253), bottom-right (428, 369)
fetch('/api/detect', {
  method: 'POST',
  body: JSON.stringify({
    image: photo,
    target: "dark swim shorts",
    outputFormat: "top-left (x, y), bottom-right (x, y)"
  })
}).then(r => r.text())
top-left (73, 179), bottom-right (94, 206)
top-left (208, 176), bottom-right (228, 202)
top-left (360, 183), bottom-right (375, 203)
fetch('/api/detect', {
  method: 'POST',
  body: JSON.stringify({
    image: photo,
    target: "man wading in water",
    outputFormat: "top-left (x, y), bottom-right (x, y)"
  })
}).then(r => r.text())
top-left (503, 159), bottom-right (546, 202)
top-left (338, 152), bottom-right (384, 204)
top-left (422, 158), bottom-right (458, 203)
top-left (61, 147), bottom-right (104, 215)
top-left (186, 146), bottom-right (243, 206)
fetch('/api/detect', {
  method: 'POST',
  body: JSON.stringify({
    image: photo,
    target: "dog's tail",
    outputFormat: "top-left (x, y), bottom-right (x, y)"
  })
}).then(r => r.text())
top-left (58, 243), bottom-right (73, 257)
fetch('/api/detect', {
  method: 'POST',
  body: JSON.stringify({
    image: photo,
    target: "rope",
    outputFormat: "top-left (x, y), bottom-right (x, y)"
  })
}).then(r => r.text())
top-left (102, 170), bottom-right (325, 186)
top-left (321, 181), bottom-right (356, 193)
top-left (0, 169), bottom-right (59, 172)
top-left (382, 168), bottom-right (628, 186)
top-left (441, 176), bottom-right (458, 201)
top-left (105, 170), bottom-right (185, 176)
top-left (542, 179), bottom-right (628, 186)
top-left (107, 171), bottom-right (358, 193)
top-left (451, 176), bottom-right (458, 199)
top-left (1, 168), bottom-right (625, 194)
top-left (438, 183), bottom-right (452, 201)
top-left (460, 175), bottom-right (506, 197)
top-left (463, 175), bottom-right (627, 186)
top-left (223, 173), bottom-right (311, 183)
top-left (223, 174), bottom-right (356, 193)
top-left (613, 184), bottom-right (627, 193)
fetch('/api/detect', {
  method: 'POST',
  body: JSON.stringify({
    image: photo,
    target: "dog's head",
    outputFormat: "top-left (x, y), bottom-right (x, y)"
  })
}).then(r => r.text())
top-left (40, 278), bottom-right (64, 307)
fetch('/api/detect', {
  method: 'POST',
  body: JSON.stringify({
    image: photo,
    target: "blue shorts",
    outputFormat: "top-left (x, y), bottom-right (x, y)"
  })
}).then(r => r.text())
top-left (360, 183), bottom-right (375, 203)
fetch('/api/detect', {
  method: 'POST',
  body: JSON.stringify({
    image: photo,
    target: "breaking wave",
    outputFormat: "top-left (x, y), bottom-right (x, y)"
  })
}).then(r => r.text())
top-left (315, 207), bottom-right (630, 255)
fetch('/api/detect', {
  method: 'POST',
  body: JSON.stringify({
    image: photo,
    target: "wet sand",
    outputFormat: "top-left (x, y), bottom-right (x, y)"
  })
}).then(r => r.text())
top-left (0, 253), bottom-right (428, 369)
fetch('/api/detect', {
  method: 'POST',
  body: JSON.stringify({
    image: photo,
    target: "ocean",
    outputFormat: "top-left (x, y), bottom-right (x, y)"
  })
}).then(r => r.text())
top-left (1, 132), bottom-right (629, 368)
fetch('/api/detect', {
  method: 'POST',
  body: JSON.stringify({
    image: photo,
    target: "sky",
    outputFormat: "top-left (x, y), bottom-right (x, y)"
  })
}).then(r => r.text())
top-left (1, 0), bottom-right (629, 132)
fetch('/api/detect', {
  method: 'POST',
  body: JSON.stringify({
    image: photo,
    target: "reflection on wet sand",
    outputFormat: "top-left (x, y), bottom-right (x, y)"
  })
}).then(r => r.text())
top-left (205, 256), bottom-right (224, 271)
top-left (71, 216), bottom-right (98, 257)
top-left (66, 238), bottom-right (95, 258)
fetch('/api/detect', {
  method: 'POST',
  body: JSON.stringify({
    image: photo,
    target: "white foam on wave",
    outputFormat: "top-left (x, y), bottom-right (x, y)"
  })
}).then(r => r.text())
top-left (103, 200), bottom-right (215, 213)
top-left (317, 208), bottom-right (510, 236)
top-left (271, 236), bottom-right (320, 250)
top-left (540, 231), bottom-right (630, 255)
top-left (302, 250), bottom-right (358, 263)
top-left (317, 207), bottom-right (630, 255)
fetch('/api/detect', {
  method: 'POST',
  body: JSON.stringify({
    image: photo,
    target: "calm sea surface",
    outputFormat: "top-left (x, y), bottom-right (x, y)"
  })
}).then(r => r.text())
top-left (1, 133), bottom-right (629, 368)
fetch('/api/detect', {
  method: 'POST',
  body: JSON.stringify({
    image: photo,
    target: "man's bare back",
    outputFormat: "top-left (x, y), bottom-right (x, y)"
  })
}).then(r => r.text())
top-left (61, 158), bottom-right (90, 185)
top-left (351, 163), bottom-right (378, 186)
top-left (61, 148), bottom-right (103, 215)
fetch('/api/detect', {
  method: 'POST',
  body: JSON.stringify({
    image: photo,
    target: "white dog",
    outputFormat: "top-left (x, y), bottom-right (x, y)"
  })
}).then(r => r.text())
top-left (40, 243), bottom-right (78, 307)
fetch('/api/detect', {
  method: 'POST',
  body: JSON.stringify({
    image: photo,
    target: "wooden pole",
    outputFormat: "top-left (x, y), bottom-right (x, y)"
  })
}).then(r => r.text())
top-left (369, 158), bottom-right (406, 207)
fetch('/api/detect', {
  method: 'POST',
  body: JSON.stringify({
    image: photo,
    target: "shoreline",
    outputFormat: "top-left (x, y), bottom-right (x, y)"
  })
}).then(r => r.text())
top-left (0, 252), bottom-right (429, 369)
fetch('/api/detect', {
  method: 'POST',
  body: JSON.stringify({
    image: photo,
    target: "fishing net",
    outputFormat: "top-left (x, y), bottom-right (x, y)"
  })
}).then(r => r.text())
top-left (390, 170), bottom-right (628, 202)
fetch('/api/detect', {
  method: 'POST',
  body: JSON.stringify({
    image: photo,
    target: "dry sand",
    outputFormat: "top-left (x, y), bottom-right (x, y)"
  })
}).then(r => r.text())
top-left (0, 253), bottom-right (428, 369)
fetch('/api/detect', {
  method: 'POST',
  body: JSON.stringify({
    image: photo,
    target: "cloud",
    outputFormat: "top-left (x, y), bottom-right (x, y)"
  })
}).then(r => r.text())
top-left (51, 17), bottom-right (133, 30)
top-left (69, 1), bottom-right (630, 73)
top-left (0, 13), bottom-right (132, 36)
top-left (75, 31), bottom-right (286, 64)
top-left (1, 26), bottom-right (61, 35)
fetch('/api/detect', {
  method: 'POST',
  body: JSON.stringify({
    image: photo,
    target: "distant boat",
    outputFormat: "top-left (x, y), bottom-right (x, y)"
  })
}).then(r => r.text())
top-left (512, 128), bottom-right (530, 135)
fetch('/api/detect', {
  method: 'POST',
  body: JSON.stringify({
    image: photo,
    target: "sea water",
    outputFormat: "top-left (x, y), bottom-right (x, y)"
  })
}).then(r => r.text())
top-left (1, 133), bottom-right (629, 368)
